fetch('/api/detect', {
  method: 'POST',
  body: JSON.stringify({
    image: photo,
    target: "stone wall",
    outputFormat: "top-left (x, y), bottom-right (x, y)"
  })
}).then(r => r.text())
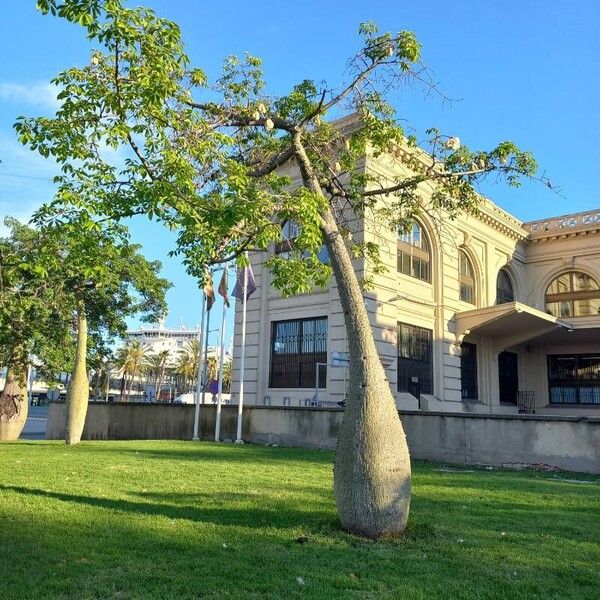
top-left (47, 402), bottom-right (600, 473)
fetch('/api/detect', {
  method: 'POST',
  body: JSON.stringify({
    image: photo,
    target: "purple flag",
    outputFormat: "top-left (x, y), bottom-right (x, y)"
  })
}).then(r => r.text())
top-left (232, 264), bottom-right (257, 300)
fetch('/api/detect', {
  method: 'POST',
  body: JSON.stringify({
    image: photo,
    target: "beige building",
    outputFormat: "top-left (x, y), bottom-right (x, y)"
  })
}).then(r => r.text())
top-left (231, 149), bottom-right (600, 417)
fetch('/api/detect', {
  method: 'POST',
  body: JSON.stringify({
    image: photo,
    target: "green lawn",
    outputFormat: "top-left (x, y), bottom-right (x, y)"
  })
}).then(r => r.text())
top-left (0, 441), bottom-right (598, 600)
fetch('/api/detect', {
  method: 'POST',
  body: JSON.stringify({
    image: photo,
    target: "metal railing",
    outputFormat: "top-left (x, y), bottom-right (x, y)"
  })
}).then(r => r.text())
top-left (517, 390), bottom-right (536, 414)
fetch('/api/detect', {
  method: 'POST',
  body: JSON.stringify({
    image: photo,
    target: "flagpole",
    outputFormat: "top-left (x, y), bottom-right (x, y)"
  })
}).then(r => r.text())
top-left (235, 256), bottom-right (248, 443)
top-left (201, 302), bottom-right (211, 406)
top-left (214, 294), bottom-right (227, 442)
top-left (192, 291), bottom-right (206, 440)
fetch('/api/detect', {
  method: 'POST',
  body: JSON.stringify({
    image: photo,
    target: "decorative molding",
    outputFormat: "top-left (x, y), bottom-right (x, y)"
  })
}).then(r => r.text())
top-left (524, 210), bottom-right (600, 242)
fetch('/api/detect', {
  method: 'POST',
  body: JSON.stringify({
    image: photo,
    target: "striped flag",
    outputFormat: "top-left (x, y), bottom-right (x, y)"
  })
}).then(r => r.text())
top-left (204, 271), bottom-right (215, 311)
top-left (218, 268), bottom-right (230, 308)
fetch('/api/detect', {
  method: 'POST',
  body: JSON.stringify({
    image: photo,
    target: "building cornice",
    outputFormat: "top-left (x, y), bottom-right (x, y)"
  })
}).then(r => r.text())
top-left (376, 146), bottom-right (529, 241)
top-left (474, 199), bottom-right (528, 241)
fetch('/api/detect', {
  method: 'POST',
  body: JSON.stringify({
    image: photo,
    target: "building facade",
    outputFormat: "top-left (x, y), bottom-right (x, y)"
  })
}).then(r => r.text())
top-left (231, 150), bottom-right (600, 416)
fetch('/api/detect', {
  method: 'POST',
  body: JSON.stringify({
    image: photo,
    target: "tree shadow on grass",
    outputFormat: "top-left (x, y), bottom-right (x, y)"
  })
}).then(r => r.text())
top-left (35, 441), bottom-right (337, 467)
top-left (0, 484), bottom-right (338, 532)
top-left (1, 490), bottom-right (598, 600)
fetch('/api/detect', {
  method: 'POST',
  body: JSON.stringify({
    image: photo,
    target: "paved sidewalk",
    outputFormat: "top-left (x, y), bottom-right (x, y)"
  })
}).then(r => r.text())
top-left (20, 405), bottom-right (48, 440)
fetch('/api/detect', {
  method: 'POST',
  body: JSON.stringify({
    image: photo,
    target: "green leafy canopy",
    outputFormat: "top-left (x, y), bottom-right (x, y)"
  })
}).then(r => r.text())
top-left (20, 1), bottom-right (540, 296)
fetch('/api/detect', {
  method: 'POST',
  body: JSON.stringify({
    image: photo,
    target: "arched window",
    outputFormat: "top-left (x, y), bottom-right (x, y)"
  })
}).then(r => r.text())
top-left (397, 222), bottom-right (431, 282)
top-left (496, 269), bottom-right (515, 304)
top-left (275, 220), bottom-right (329, 264)
top-left (459, 250), bottom-right (476, 305)
top-left (545, 271), bottom-right (600, 317)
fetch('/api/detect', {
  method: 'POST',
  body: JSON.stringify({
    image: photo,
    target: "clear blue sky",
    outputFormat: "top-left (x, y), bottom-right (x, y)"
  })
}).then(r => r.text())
top-left (1, 1), bottom-right (599, 345)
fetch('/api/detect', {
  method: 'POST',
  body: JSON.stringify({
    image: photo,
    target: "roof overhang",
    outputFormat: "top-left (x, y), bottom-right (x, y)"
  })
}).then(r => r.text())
top-left (454, 302), bottom-right (573, 349)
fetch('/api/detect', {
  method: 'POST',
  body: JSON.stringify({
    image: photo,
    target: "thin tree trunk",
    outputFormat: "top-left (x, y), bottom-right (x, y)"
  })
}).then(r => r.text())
top-left (293, 136), bottom-right (411, 538)
top-left (0, 341), bottom-right (29, 441)
top-left (127, 361), bottom-right (138, 400)
top-left (157, 367), bottom-right (165, 402)
top-left (65, 300), bottom-right (89, 445)
top-left (92, 369), bottom-right (101, 401)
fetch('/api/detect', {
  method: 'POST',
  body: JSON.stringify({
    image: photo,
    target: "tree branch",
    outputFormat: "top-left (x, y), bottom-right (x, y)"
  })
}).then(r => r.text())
top-left (247, 146), bottom-right (294, 177)
top-left (182, 100), bottom-right (296, 132)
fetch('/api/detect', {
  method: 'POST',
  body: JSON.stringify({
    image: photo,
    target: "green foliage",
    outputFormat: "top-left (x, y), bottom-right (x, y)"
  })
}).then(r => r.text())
top-left (0, 213), bottom-right (170, 381)
top-left (0, 218), bottom-right (73, 377)
top-left (19, 1), bottom-right (540, 297)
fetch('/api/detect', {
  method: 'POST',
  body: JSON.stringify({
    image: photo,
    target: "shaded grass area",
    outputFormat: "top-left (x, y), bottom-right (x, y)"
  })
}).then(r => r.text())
top-left (0, 441), bottom-right (598, 599)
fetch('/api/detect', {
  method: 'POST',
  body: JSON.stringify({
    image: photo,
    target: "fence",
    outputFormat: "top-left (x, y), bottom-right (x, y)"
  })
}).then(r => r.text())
top-left (46, 402), bottom-right (600, 474)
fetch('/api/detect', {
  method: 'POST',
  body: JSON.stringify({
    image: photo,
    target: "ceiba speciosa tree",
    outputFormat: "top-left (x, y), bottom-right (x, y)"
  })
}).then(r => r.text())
top-left (21, 1), bottom-right (541, 537)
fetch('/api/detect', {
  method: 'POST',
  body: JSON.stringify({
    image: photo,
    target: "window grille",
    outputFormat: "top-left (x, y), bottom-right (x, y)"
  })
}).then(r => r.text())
top-left (269, 317), bottom-right (327, 388)
top-left (397, 322), bottom-right (433, 395)
top-left (548, 354), bottom-right (600, 404)
top-left (460, 342), bottom-right (478, 400)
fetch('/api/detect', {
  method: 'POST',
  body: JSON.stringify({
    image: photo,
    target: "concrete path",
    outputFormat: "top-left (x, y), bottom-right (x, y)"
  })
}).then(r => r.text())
top-left (20, 405), bottom-right (48, 440)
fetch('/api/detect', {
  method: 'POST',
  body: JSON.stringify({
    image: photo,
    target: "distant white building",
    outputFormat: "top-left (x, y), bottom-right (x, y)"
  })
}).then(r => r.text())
top-left (126, 322), bottom-right (202, 365)
top-left (125, 321), bottom-right (230, 365)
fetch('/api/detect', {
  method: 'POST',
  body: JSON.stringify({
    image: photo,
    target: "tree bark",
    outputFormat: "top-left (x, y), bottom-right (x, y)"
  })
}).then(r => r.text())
top-left (292, 135), bottom-right (411, 538)
top-left (126, 361), bottom-right (137, 399)
top-left (120, 375), bottom-right (126, 401)
top-left (0, 341), bottom-right (29, 441)
top-left (65, 300), bottom-right (89, 445)
top-left (157, 366), bottom-right (166, 402)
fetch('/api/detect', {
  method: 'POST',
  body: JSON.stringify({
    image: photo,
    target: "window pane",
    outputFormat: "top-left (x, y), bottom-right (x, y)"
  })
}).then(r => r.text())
top-left (496, 269), bottom-right (514, 304)
top-left (397, 222), bottom-right (431, 283)
top-left (460, 283), bottom-right (474, 304)
top-left (548, 354), bottom-right (600, 404)
top-left (460, 342), bottom-right (478, 400)
top-left (397, 322), bottom-right (433, 395)
top-left (545, 271), bottom-right (600, 316)
top-left (269, 317), bottom-right (327, 388)
top-left (458, 251), bottom-right (476, 305)
top-left (573, 272), bottom-right (599, 292)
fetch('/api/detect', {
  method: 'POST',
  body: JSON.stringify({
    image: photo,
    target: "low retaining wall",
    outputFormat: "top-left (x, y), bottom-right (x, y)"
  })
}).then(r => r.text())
top-left (47, 402), bottom-right (600, 473)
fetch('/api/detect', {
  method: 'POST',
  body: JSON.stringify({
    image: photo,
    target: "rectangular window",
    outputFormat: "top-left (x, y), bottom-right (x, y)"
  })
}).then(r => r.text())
top-left (460, 342), bottom-right (478, 400)
top-left (548, 354), bottom-right (600, 404)
top-left (269, 317), bottom-right (327, 388)
top-left (397, 322), bottom-right (433, 395)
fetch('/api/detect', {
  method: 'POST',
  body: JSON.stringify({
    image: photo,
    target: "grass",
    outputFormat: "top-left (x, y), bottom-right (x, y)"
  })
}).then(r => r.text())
top-left (0, 441), bottom-right (598, 600)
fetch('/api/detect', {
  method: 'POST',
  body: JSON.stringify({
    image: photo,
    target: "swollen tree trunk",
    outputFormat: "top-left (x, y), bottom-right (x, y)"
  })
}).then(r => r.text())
top-left (293, 137), bottom-right (411, 538)
top-left (0, 342), bottom-right (29, 441)
top-left (65, 301), bottom-right (89, 445)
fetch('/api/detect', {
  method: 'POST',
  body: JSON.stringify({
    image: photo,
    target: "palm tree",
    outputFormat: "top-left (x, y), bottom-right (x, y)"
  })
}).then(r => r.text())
top-left (174, 340), bottom-right (201, 393)
top-left (205, 355), bottom-right (218, 385)
top-left (144, 352), bottom-right (165, 398)
top-left (174, 351), bottom-right (193, 392)
top-left (152, 350), bottom-right (170, 401)
top-left (115, 341), bottom-right (149, 401)
top-left (221, 358), bottom-right (232, 393)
